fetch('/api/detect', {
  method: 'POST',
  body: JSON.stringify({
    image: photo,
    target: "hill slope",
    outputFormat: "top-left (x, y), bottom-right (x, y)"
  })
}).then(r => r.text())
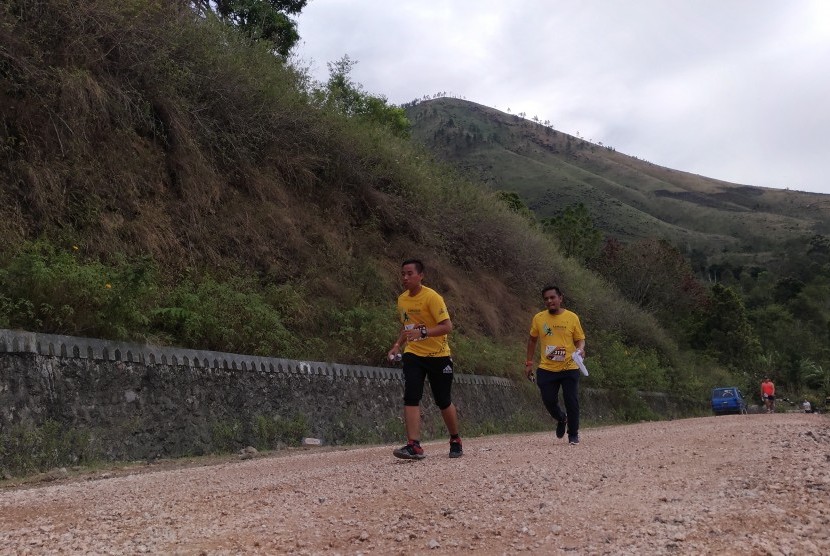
top-left (0, 0), bottom-right (692, 384)
top-left (407, 98), bottom-right (830, 258)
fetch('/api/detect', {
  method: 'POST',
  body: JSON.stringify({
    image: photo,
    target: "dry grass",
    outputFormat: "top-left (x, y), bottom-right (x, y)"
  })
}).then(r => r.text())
top-left (1, 0), bottom-right (694, 384)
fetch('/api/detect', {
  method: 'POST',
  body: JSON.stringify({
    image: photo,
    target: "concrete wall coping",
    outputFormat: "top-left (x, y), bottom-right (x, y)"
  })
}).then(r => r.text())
top-left (0, 329), bottom-right (512, 387)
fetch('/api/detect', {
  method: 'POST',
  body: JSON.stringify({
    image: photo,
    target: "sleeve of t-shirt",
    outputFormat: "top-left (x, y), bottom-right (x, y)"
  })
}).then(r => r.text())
top-left (529, 314), bottom-right (539, 338)
top-left (573, 315), bottom-right (586, 342)
top-left (429, 293), bottom-right (450, 323)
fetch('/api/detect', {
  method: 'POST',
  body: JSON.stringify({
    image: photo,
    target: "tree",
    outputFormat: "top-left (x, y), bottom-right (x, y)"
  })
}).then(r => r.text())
top-left (540, 203), bottom-right (602, 263)
top-left (495, 191), bottom-right (535, 223)
top-left (593, 238), bottom-right (708, 327)
top-left (773, 276), bottom-right (805, 304)
top-left (313, 55), bottom-right (411, 138)
top-left (803, 360), bottom-right (829, 397)
top-left (193, 0), bottom-right (307, 56)
top-left (692, 284), bottom-right (761, 371)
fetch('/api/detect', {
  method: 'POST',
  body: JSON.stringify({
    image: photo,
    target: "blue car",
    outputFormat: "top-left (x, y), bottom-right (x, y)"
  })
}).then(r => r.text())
top-left (711, 387), bottom-right (747, 415)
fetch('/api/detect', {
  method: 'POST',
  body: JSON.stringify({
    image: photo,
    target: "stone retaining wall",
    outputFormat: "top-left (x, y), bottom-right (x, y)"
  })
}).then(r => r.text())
top-left (0, 329), bottom-right (538, 463)
top-left (0, 329), bottom-right (697, 466)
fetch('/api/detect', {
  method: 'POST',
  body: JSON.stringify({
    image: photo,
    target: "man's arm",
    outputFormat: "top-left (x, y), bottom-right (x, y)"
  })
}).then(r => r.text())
top-left (525, 335), bottom-right (538, 379)
top-left (388, 329), bottom-right (408, 360)
top-left (574, 338), bottom-right (586, 357)
top-left (403, 318), bottom-right (452, 342)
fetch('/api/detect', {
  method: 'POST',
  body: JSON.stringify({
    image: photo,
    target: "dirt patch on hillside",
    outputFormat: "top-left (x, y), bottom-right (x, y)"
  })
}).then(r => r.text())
top-left (1, 413), bottom-right (828, 554)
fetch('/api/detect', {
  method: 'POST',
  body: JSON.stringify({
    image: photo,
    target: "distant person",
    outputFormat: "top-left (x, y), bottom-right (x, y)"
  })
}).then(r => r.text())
top-left (802, 399), bottom-right (812, 413)
top-left (387, 259), bottom-right (462, 460)
top-left (761, 378), bottom-right (776, 413)
top-left (525, 285), bottom-right (586, 445)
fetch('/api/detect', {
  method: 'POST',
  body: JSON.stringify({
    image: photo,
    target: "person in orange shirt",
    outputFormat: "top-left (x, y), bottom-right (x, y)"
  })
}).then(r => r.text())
top-left (761, 378), bottom-right (775, 413)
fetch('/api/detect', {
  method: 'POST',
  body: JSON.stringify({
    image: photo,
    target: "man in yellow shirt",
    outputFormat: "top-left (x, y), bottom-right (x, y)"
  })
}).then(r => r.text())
top-left (387, 259), bottom-right (462, 459)
top-left (525, 286), bottom-right (586, 445)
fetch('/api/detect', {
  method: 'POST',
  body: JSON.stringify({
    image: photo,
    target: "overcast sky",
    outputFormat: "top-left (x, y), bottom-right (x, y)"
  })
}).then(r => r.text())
top-left (293, 1), bottom-right (830, 195)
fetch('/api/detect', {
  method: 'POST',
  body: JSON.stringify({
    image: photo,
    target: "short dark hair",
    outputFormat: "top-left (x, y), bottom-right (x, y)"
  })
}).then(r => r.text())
top-left (402, 259), bottom-right (424, 273)
top-left (541, 285), bottom-right (563, 297)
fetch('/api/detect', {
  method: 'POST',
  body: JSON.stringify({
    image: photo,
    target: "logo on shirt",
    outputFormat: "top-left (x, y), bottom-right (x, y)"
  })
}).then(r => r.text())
top-left (543, 324), bottom-right (553, 336)
top-left (402, 311), bottom-right (410, 322)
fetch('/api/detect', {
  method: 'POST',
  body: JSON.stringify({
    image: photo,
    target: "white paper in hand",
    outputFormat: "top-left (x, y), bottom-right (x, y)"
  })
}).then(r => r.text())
top-left (572, 351), bottom-right (589, 376)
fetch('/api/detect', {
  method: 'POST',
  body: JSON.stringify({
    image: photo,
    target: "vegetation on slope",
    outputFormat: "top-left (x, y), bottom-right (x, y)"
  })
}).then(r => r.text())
top-left (406, 97), bottom-right (830, 259)
top-left (7, 0), bottom-right (823, 413)
top-left (0, 0), bottom-right (684, 388)
top-left (407, 97), bottom-right (830, 406)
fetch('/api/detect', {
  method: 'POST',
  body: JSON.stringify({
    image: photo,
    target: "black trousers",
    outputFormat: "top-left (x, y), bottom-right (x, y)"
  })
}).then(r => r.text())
top-left (402, 353), bottom-right (454, 409)
top-left (536, 369), bottom-right (580, 437)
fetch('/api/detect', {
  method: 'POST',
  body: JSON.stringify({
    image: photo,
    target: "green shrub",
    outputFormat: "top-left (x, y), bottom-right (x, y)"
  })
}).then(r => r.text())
top-left (0, 420), bottom-right (93, 476)
top-left (616, 402), bottom-right (661, 423)
top-left (252, 414), bottom-right (310, 449)
top-left (324, 304), bottom-right (398, 364)
top-left (611, 390), bottom-right (662, 423)
top-left (210, 420), bottom-right (242, 453)
top-left (0, 241), bottom-right (156, 339)
top-left (154, 274), bottom-right (297, 357)
top-left (452, 334), bottom-right (519, 377)
top-left (589, 335), bottom-right (668, 391)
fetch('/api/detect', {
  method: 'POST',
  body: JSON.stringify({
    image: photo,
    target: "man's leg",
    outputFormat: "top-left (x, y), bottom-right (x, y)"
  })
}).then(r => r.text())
top-left (440, 403), bottom-right (459, 436)
top-left (427, 357), bottom-right (459, 435)
top-left (396, 354), bottom-right (427, 457)
top-left (560, 370), bottom-right (581, 439)
top-left (426, 357), bottom-right (463, 457)
top-left (402, 355), bottom-right (427, 440)
top-left (536, 370), bottom-right (566, 422)
top-left (404, 405), bottom-right (421, 439)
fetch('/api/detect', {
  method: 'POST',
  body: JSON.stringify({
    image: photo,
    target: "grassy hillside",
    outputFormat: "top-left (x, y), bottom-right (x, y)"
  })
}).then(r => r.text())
top-left (408, 98), bottom-right (830, 407)
top-left (406, 98), bottom-right (830, 259)
top-left (2, 0), bottom-right (717, 399)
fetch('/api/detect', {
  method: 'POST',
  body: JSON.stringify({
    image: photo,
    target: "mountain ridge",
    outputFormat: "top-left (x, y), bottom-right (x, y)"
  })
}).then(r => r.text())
top-left (406, 97), bottom-right (830, 259)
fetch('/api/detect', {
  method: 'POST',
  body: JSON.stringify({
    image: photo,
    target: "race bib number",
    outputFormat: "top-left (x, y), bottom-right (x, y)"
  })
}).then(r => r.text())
top-left (545, 345), bottom-right (566, 361)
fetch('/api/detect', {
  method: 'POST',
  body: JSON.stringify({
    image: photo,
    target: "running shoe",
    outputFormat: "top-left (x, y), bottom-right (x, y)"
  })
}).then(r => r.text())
top-left (393, 441), bottom-right (425, 460)
top-left (449, 439), bottom-right (463, 458)
top-left (568, 435), bottom-right (580, 445)
top-left (556, 417), bottom-right (567, 439)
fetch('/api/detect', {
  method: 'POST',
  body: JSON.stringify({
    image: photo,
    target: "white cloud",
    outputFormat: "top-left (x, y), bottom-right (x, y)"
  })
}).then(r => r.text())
top-left (294, 0), bottom-right (830, 193)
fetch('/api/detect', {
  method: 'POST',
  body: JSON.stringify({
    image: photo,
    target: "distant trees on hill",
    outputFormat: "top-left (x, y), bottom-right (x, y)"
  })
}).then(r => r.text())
top-left (406, 97), bottom-right (625, 154)
top-left (541, 203), bottom-right (602, 263)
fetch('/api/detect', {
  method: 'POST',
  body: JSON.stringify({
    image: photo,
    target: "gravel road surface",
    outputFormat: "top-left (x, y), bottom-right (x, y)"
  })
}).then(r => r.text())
top-left (1, 413), bottom-right (828, 555)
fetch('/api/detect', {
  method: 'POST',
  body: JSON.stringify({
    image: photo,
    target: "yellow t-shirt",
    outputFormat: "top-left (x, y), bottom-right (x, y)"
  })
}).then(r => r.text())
top-left (398, 286), bottom-right (451, 357)
top-left (529, 309), bottom-right (585, 372)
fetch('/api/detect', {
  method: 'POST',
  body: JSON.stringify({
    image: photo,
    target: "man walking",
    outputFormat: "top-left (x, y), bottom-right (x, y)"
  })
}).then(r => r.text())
top-left (387, 259), bottom-right (462, 460)
top-left (525, 286), bottom-right (586, 445)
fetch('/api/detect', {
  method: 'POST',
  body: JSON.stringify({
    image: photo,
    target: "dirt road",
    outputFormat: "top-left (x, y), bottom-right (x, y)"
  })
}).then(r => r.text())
top-left (1, 413), bottom-right (828, 555)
